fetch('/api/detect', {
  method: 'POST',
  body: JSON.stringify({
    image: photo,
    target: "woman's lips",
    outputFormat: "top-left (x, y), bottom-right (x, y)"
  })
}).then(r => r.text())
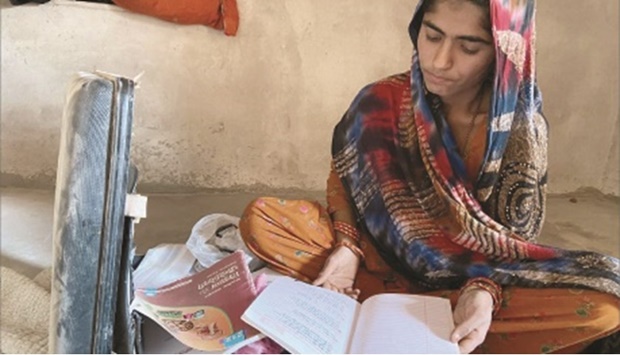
top-left (423, 71), bottom-right (452, 85)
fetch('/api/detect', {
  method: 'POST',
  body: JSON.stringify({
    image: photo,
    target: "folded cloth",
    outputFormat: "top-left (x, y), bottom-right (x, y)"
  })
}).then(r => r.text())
top-left (112, 0), bottom-right (239, 36)
top-left (0, 267), bottom-right (51, 354)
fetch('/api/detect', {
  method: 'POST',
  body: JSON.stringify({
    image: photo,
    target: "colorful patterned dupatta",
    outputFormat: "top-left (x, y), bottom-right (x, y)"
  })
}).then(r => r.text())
top-left (331, 0), bottom-right (620, 297)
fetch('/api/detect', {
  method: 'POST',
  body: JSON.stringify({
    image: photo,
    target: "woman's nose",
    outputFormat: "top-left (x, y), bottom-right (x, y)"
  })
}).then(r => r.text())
top-left (432, 41), bottom-right (453, 70)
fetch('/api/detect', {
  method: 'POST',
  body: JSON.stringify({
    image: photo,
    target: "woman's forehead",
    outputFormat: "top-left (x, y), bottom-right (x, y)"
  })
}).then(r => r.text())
top-left (423, 1), bottom-right (491, 38)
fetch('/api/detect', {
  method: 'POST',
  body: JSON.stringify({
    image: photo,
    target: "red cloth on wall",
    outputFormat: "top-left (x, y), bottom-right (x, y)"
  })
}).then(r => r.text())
top-left (112, 0), bottom-right (239, 36)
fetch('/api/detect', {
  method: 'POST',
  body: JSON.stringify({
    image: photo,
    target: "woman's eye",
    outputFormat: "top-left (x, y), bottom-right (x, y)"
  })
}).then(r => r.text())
top-left (461, 46), bottom-right (480, 55)
top-left (426, 34), bottom-right (441, 43)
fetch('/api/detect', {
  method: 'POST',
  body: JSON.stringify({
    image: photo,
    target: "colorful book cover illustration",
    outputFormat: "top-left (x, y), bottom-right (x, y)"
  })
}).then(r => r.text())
top-left (132, 250), bottom-right (262, 353)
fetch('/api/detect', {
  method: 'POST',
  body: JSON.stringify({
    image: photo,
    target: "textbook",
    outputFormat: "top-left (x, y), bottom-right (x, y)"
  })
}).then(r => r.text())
top-left (131, 249), bottom-right (262, 353)
top-left (241, 277), bottom-right (459, 354)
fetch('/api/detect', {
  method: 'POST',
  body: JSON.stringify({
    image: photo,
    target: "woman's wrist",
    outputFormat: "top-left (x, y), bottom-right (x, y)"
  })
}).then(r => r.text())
top-left (335, 239), bottom-right (365, 261)
top-left (333, 221), bottom-right (360, 243)
top-left (459, 277), bottom-right (503, 315)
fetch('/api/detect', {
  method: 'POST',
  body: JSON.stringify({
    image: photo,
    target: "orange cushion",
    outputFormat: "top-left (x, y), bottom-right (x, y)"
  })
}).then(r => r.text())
top-left (112, 0), bottom-right (239, 36)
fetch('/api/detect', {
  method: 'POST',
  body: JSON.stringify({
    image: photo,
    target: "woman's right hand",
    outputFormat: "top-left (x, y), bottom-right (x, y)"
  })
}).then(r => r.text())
top-left (312, 245), bottom-right (361, 299)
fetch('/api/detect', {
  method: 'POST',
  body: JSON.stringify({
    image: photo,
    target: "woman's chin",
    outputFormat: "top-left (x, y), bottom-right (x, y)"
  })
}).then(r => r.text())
top-left (424, 83), bottom-right (450, 98)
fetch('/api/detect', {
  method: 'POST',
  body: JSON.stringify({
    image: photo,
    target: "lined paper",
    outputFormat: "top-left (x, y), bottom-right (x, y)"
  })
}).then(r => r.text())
top-left (349, 294), bottom-right (458, 354)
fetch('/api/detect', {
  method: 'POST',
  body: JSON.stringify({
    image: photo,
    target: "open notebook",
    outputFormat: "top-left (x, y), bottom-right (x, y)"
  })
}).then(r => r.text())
top-left (241, 277), bottom-right (459, 354)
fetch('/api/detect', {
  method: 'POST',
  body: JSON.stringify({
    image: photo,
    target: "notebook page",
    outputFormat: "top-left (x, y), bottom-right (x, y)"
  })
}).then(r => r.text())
top-left (241, 277), bottom-right (359, 354)
top-left (349, 294), bottom-right (458, 354)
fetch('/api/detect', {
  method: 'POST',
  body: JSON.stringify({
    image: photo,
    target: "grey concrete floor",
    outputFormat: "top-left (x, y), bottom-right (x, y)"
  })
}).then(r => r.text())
top-left (1, 187), bottom-right (619, 278)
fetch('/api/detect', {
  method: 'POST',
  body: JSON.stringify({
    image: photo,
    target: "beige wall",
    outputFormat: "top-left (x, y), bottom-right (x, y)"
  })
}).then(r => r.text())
top-left (537, 0), bottom-right (619, 195)
top-left (1, 0), bottom-right (618, 195)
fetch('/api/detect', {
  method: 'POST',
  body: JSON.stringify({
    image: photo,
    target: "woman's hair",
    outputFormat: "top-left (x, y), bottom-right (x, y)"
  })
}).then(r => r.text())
top-left (421, 0), bottom-right (492, 34)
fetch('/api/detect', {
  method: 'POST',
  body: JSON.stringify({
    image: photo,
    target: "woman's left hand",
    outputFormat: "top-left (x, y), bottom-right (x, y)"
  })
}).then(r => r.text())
top-left (450, 288), bottom-right (494, 354)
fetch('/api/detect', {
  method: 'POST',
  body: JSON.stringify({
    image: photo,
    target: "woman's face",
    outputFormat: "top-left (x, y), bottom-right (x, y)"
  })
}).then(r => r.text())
top-left (417, 0), bottom-right (495, 102)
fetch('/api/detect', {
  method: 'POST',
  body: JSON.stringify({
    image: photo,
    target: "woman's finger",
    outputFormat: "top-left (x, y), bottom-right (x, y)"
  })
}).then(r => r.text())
top-left (324, 283), bottom-right (337, 292)
top-left (344, 287), bottom-right (360, 295)
top-left (344, 288), bottom-right (361, 300)
top-left (312, 272), bottom-right (327, 286)
top-left (312, 262), bottom-right (335, 286)
top-left (451, 317), bottom-right (478, 343)
top-left (457, 333), bottom-right (481, 354)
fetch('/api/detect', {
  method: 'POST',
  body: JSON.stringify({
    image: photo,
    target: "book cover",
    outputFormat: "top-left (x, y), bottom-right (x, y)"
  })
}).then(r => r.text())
top-left (132, 250), bottom-right (262, 353)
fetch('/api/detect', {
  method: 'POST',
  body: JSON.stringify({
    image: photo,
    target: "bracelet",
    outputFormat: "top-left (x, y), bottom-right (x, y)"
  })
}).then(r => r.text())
top-left (459, 277), bottom-right (503, 316)
top-left (333, 221), bottom-right (360, 243)
top-left (335, 239), bottom-right (365, 261)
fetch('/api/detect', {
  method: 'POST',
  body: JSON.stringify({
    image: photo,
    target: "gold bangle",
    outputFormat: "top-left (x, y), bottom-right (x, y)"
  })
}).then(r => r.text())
top-left (459, 277), bottom-right (503, 315)
top-left (335, 239), bottom-right (364, 260)
top-left (333, 221), bottom-right (360, 243)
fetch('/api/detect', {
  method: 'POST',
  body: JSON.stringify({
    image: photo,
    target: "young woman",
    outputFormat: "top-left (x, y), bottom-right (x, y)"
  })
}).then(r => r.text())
top-left (240, 0), bottom-right (620, 353)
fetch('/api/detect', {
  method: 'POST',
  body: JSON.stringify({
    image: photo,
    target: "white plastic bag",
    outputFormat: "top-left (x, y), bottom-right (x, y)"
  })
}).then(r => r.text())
top-left (185, 214), bottom-right (264, 271)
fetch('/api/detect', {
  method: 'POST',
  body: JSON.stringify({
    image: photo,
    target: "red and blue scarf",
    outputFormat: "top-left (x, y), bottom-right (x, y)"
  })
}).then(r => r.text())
top-left (332, 0), bottom-right (619, 297)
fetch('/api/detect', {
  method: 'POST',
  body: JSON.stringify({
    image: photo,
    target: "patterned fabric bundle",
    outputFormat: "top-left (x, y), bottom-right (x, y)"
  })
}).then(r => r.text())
top-left (332, 0), bottom-right (620, 297)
